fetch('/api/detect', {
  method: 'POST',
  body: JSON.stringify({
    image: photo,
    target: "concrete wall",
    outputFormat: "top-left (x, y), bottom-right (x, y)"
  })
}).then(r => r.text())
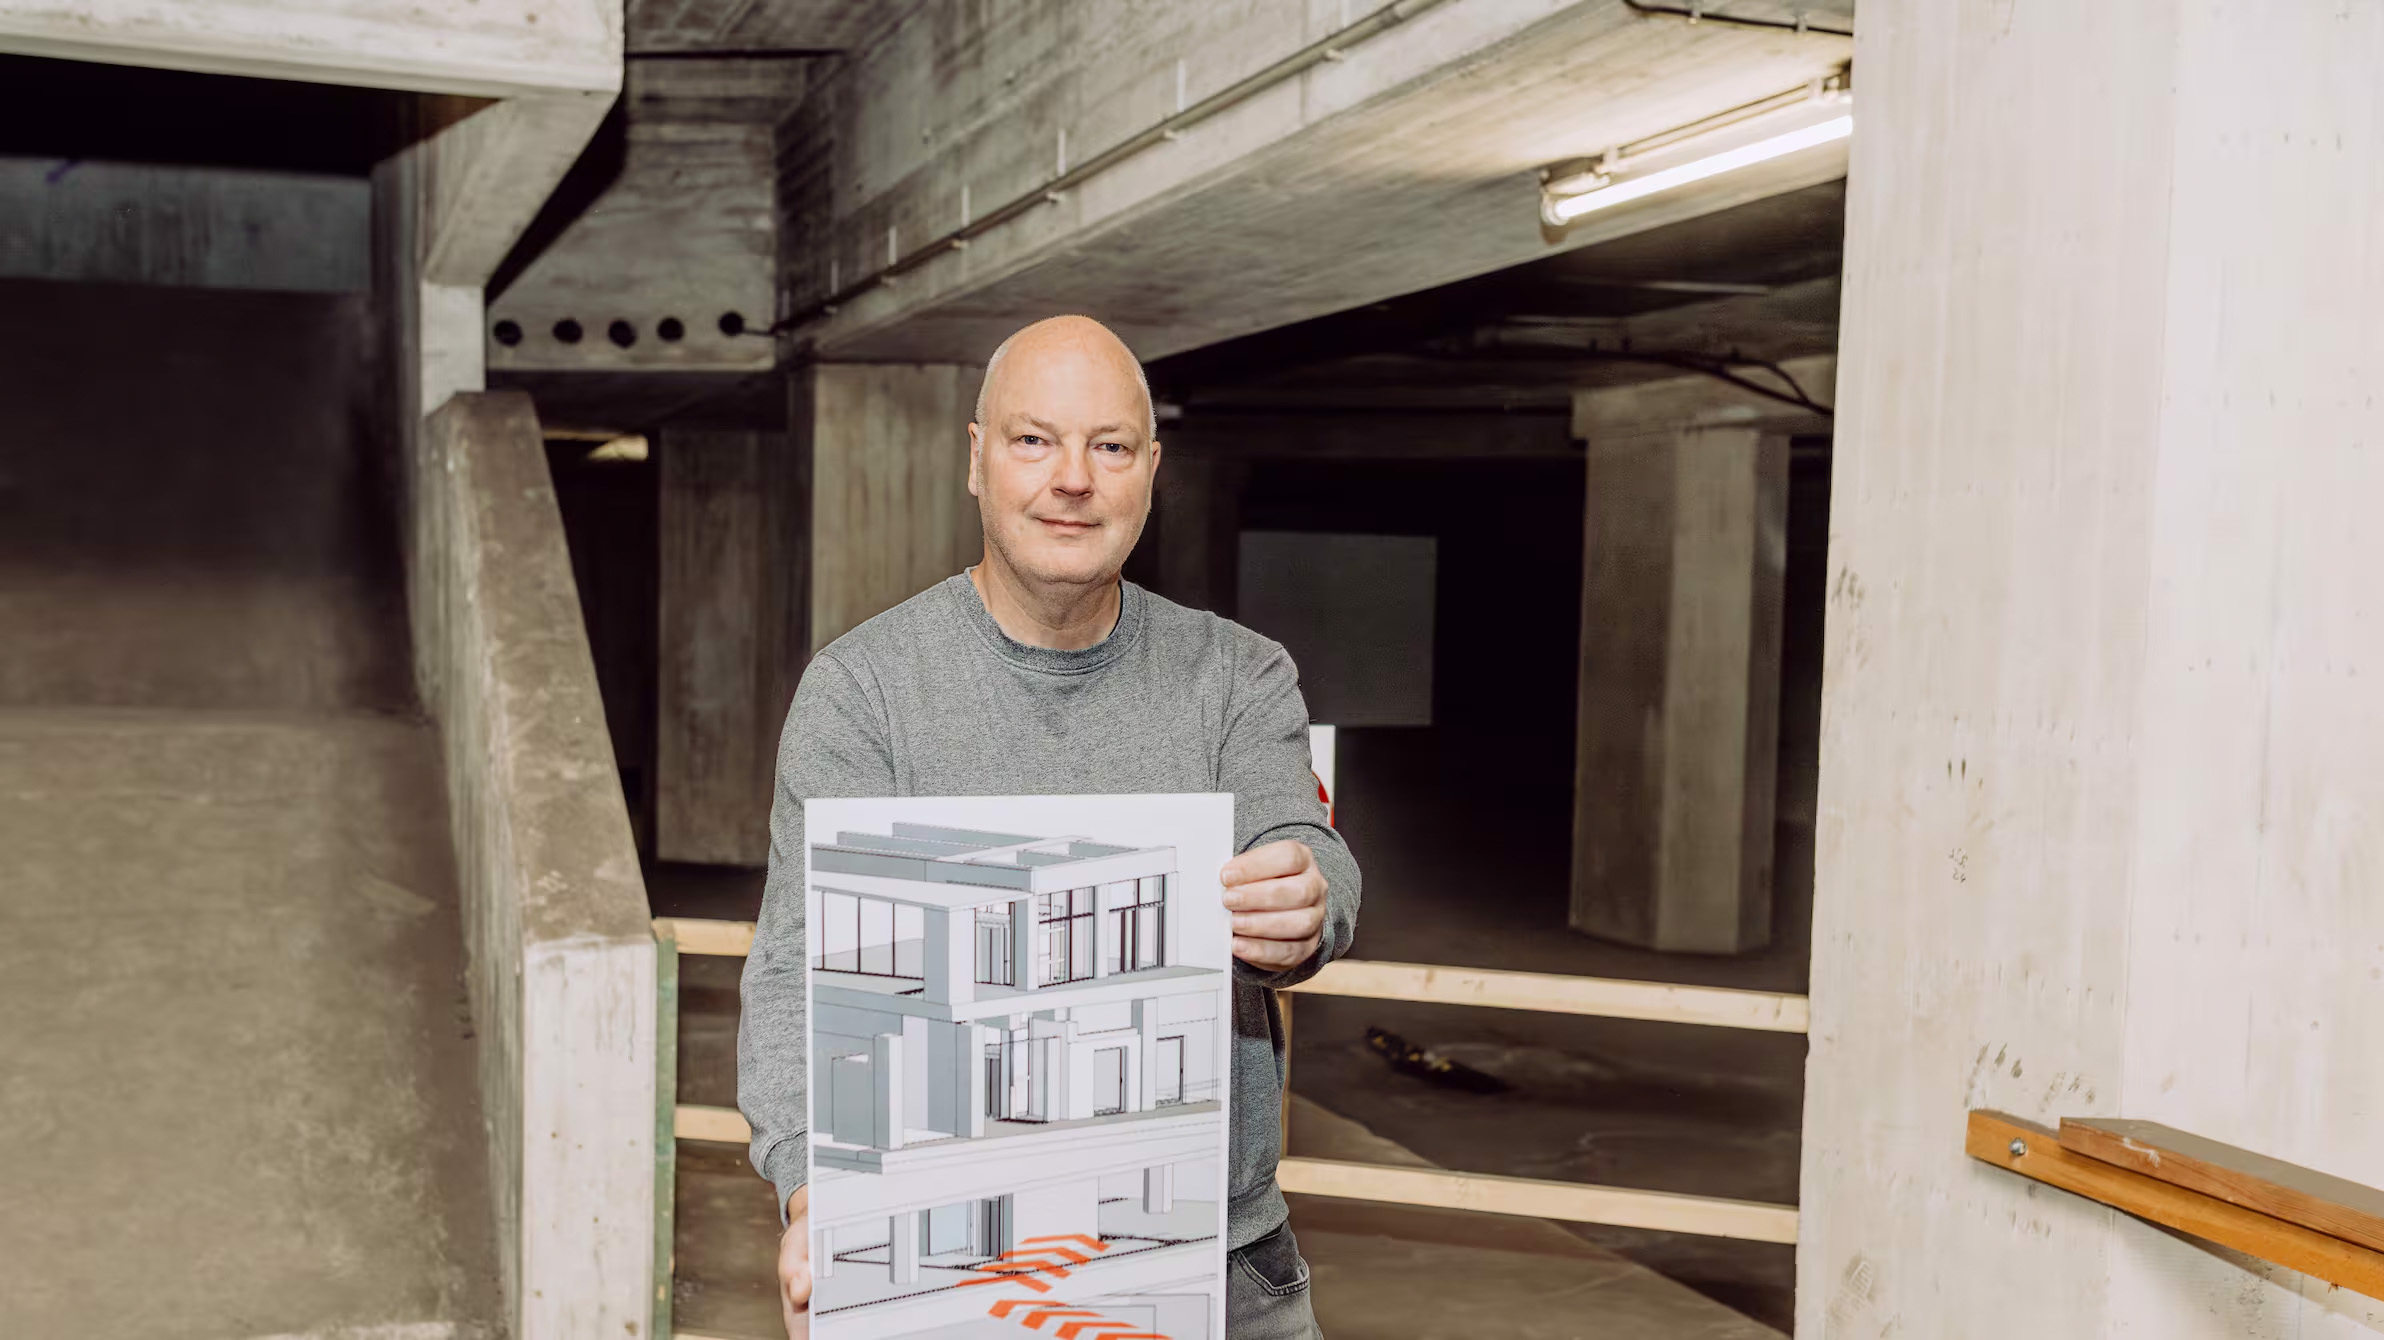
top-left (0, 157), bottom-right (369, 291)
top-left (412, 393), bottom-right (656, 1336)
top-left (0, 0), bottom-right (620, 96)
top-left (1800, 3), bottom-right (2384, 1336)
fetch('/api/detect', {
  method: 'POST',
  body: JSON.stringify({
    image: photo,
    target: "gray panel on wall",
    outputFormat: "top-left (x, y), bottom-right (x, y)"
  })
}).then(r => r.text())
top-left (0, 157), bottom-right (370, 292)
top-left (1235, 531), bottom-right (1435, 728)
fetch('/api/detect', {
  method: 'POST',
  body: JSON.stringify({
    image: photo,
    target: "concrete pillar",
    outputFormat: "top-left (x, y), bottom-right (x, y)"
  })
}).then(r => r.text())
top-left (888, 1212), bottom-right (918, 1285)
top-left (1009, 895), bottom-right (1036, 991)
top-left (799, 363), bottom-right (982, 656)
top-left (1154, 455), bottom-right (1245, 616)
top-left (922, 907), bottom-right (974, 1007)
top-left (1800, 5), bottom-right (2384, 1337)
top-left (870, 1032), bottom-right (904, 1151)
top-left (1570, 421), bottom-right (1786, 954)
top-left (655, 427), bottom-right (805, 866)
top-left (1142, 1164), bottom-right (1175, 1216)
top-left (963, 1023), bottom-right (987, 1139)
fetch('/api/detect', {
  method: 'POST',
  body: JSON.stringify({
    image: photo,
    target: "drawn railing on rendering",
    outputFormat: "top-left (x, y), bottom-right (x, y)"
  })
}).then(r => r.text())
top-left (652, 913), bottom-right (1808, 1338)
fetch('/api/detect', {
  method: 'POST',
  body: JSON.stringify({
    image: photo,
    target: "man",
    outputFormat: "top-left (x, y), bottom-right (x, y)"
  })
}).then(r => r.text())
top-left (738, 314), bottom-right (1360, 1339)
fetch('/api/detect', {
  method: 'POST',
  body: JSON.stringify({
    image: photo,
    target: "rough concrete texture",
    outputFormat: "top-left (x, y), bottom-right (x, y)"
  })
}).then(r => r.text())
top-left (0, 279), bottom-right (409, 712)
top-left (0, 711), bottom-right (502, 1338)
top-left (0, 0), bottom-right (621, 97)
top-left (409, 393), bottom-right (655, 1334)
top-left (0, 279), bottom-right (496, 1336)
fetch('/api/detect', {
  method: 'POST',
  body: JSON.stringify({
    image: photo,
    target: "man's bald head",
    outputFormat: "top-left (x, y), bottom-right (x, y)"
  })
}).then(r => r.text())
top-left (974, 315), bottom-right (1156, 440)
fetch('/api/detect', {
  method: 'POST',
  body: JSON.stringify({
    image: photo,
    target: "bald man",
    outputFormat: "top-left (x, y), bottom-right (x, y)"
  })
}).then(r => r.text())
top-left (738, 315), bottom-right (1358, 1339)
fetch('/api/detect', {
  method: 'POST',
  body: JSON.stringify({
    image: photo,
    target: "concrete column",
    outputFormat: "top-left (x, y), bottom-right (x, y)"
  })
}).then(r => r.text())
top-left (1154, 455), bottom-right (1245, 616)
top-left (870, 1032), bottom-right (904, 1151)
top-left (1009, 895), bottom-right (1036, 991)
top-left (1142, 1164), bottom-right (1175, 1215)
top-left (922, 907), bottom-right (975, 1007)
top-left (1570, 421), bottom-right (1786, 954)
top-left (799, 363), bottom-right (983, 656)
top-left (963, 1023), bottom-right (987, 1139)
top-left (655, 427), bottom-right (805, 866)
top-left (1800, 4), bottom-right (2384, 1337)
top-left (888, 1212), bottom-right (919, 1285)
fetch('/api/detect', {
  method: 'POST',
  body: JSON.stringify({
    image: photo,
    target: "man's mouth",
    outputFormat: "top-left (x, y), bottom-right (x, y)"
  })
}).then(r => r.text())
top-left (1034, 517), bottom-right (1098, 533)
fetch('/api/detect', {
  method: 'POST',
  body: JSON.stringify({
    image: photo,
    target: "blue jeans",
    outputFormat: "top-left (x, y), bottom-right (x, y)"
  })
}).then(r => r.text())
top-left (1226, 1221), bottom-right (1321, 1339)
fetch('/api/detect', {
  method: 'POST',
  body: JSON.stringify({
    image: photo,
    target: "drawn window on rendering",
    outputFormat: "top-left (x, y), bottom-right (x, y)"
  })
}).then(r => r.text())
top-left (972, 905), bottom-right (1012, 985)
top-left (1038, 886), bottom-right (1096, 986)
top-left (1104, 875), bottom-right (1166, 974)
top-left (1093, 1045), bottom-right (1128, 1116)
top-left (1155, 1034), bottom-right (1186, 1106)
top-left (805, 798), bottom-right (1233, 1340)
top-left (813, 891), bottom-right (924, 980)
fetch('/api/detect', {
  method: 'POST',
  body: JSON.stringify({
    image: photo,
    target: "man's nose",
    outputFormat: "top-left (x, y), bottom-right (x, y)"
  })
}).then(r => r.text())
top-left (1052, 445), bottom-right (1094, 496)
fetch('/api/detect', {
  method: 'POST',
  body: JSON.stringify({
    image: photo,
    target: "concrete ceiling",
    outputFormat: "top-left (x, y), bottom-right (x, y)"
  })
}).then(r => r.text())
top-left (627, 0), bottom-right (908, 54)
top-left (780, 0), bottom-right (1860, 366)
top-left (1150, 177), bottom-right (1845, 413)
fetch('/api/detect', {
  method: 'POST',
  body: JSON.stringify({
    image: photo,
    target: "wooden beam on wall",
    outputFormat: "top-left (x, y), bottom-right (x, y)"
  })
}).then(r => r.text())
top-left (1969, 1112), bottom-right (2384, 1302)
top-left (2058, 1118), bottom-right (2384, 1257)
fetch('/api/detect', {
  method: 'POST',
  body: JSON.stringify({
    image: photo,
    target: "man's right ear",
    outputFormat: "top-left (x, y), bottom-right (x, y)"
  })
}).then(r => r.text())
top-left (965, 423), bottom-right (984, 497)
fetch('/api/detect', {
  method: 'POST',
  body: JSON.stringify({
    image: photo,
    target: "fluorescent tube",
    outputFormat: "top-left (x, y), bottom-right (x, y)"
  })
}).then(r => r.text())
top-left (1544, 113), bottom-right (1853, 224)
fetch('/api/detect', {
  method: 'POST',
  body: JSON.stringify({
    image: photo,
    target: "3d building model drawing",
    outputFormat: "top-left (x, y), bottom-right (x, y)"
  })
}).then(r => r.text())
top-left (806, 817), bottom-right (1229, 1340)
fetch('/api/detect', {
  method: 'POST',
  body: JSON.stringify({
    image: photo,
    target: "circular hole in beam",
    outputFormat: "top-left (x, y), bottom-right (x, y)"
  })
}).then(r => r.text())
top-left (718, 311), bottom-right (747, 337)
top-left (658, 316), bottom-right (686, 343)
top-left (492, 319), bottom-right (523, 347)
top-left (608, 319), bottom-right (638, 348)
top-left (552, 318), bottom-right (584, 345)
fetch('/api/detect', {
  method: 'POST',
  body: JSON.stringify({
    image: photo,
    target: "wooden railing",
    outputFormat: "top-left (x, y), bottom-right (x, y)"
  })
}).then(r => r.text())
top-left (654, 916), bottom-right (1804, 1260)
top-left (1967, 1111), bottom-right (2384, 1300)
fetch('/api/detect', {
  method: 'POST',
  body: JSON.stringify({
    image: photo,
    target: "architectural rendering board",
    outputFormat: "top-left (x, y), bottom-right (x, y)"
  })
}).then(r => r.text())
top-left (805, 794), bottom-right (1234, 1340)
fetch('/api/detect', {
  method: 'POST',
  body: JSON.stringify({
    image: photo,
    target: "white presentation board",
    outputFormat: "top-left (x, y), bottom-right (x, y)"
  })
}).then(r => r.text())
top-left (804, 793), bottom-right (1234, 1340)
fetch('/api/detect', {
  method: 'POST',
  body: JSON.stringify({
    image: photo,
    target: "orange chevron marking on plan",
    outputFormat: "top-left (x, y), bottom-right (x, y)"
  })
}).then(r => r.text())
top-left (1017, 1307), bottom-right (1105, 1329)
top-left (1054, 1319), bottom-right (1145, 1339)
top-left (1019, 1234), bottom-right (1113, 1252)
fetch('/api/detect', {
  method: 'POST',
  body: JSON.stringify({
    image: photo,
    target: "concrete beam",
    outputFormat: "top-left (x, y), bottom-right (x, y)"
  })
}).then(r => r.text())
top-left (0, 0), bottom-right (621, 97)
top-left (491, 118), bottom-right (779, 374)
top-left (777, 0), bottom-right (1852, 363)
top-left (1802, 2), bottom-right (2384, 1335)
top-left (1570, 353), bottom-right (1834, 442)
top-left (628, 0), bottom-right (908, 55)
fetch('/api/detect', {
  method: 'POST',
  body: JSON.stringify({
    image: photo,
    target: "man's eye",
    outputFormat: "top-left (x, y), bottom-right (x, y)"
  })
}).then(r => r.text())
top-left (1019, 435), bottom-right (1046, 446)
top-left (1095, 441), bottom-right (1125, 454)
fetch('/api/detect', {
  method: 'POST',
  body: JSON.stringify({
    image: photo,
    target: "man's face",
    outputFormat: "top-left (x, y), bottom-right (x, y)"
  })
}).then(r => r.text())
top-left (968, 339), bottom-right (1160, 591)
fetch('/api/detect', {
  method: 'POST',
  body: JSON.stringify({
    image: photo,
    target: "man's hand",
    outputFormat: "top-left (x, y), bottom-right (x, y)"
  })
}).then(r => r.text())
top-left (780, 1186), bottom-right (812, 1338)
top-left (1222, 839), bottom-right (1327, 973)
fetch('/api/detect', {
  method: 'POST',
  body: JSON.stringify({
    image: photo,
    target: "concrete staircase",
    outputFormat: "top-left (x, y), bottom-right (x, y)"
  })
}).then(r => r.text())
top-left (0, 278), bottom-right (501, 1338)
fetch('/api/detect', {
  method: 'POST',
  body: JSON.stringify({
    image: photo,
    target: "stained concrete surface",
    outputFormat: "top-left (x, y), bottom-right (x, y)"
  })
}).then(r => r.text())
top-left (0, 279), bottom-right (498, 1336)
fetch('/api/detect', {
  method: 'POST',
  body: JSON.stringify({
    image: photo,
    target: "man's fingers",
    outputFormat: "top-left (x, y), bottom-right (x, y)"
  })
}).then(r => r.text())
top-left (1232, 907), bottom-right (1322, 940)
top-left (1234, 933), bottom-right (1320, 970)
top-left (1221, 872), bottom-right (1324, 912)
top-left (1221, 839), bottom-right (1314, 887)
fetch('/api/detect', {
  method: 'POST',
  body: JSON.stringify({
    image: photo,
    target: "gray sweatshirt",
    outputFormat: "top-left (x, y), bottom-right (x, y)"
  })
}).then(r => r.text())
top-left (737, 573), bottom-right (1360, 1250)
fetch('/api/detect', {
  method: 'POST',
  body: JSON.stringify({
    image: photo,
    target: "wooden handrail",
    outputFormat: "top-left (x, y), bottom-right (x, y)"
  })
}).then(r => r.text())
top-left (1967, 1111), bottom-right (2384, 1301)
top-left (649, 917), bottom-right (1810, 1032)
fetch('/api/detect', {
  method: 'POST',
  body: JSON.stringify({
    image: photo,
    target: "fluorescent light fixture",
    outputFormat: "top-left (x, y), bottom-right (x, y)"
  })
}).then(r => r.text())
top-left (1543, 113), bottom-right (1852, 225)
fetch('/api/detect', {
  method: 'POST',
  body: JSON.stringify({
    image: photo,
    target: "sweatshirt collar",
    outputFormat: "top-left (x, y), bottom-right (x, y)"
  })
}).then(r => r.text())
top-left (947, 571), bottom-right (1143, 676)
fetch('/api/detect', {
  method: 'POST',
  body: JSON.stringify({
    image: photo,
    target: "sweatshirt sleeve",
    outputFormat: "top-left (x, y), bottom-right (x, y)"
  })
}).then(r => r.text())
top-left (737, 652), bottom-right (896, 1220)
top-left (1220, 638), bottom-right (1362, 990)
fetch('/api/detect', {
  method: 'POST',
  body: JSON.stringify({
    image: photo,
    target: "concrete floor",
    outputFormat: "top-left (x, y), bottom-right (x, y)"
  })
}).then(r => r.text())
top-left (0, 278), bottom-right (499, 1337)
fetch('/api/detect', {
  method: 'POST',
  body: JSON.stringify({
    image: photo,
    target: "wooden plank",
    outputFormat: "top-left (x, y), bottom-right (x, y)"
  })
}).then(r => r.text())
top-left (2059, 1117), bottom-right (2384, 1256)
top-left (1276, 1157), bottom-right (1799, 1244)
top-left (1284, 959), bottom-right (1811, 1034)
top-left (652, 924), bottom-right (679, 1340)
top-left (676, 1103), bottom-right (752, 1145)
top-left (652, 917), bottom-right (756, 957)
top-left (1967, 1112), bottom-right (2384, 1302)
